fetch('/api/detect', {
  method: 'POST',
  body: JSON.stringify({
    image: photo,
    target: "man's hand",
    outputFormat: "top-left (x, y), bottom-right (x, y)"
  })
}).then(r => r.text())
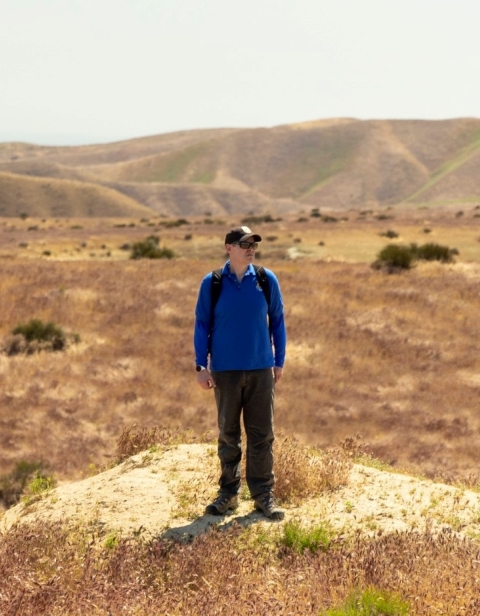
top-left (274, 366), bottom-right (283, 383)
top-left (197, 368), bottom-right (216, 390)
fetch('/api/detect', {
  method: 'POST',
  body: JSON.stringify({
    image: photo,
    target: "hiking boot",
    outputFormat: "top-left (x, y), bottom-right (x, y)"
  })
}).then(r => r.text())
top-left (205, 493), bottom-right (238, 516)
top-left (254, 492), bottom-right (285, 521)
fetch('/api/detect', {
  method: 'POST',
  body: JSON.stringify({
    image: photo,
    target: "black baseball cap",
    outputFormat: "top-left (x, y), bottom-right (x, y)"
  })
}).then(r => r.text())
top-left (225, 226), bottom-right (262, 245)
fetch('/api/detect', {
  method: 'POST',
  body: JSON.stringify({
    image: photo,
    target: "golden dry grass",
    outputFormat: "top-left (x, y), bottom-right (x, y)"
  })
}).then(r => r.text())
top-left (0, 208), bottom-right (479, 489)
top-left (2, 515), bottom-right (480, 615)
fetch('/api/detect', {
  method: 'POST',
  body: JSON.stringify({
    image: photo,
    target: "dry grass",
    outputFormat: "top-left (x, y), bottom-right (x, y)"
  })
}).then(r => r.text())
top-left (0, 210), bottom-right (480, 490)
top-left (2, 518), bottom-right (480, 614)
top-left (274, 434), bottom-right (351, 503)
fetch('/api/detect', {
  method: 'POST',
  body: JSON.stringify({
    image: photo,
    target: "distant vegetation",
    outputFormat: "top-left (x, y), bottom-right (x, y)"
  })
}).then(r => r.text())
top-left (130, 236), bottom-right (175, 260)
top-left (373, 242), bottom-right (457, 271)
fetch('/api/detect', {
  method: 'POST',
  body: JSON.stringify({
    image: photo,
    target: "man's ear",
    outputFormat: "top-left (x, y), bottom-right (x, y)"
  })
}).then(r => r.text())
top-left (225, 244), bottom-right (232, 255)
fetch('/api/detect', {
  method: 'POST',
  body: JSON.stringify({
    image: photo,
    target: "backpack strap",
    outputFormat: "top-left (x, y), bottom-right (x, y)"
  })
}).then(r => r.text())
top-left (211, 268), bottom-right (223, 318)
top-left (253, 264), bottom-right (271, 310)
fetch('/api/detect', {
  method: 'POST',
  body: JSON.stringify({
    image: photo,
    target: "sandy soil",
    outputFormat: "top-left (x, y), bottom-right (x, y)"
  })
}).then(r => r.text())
top-left (3, 443), bottom-right (480, 542)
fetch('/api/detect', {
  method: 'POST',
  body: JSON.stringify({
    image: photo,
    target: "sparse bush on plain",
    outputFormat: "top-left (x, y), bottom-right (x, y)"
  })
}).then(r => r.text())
top-left (159, 218), bottom-right (189, 228)
top-left (129, 235), bottom-right (175, 260)
top-left (409, 242), bottom-right (455, 263)
top-left (380, 229), bottom-right (399, 238)
top-left (241, 214), bottom-right (281, 225)
top-left (372, 244), bottom-right (414, 271)
top-left (373, 242), bottom-right (457, 271)
top-left (1, 319), bottom-right (80, 355)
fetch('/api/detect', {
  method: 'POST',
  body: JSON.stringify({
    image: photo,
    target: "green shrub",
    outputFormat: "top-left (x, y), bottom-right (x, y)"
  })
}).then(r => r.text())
top-left (159, 218), bottom-right (189, 228)
top-left (3, 319), bottom-right (79, 355)
top-left (13, 319), bottom-right (64, 344)
top-left (373, 242), bottom-right (456, 271)
top-left (322, 215), bottom-right (338, 223)
top-left (322, 587), bottom-right (410, 615)
top-left (411, 242), bottom-right (455, 263)
top-left (22, 470), bottom-right (57, 506)
top-left (130, 236), bottom-right (175, 260)
top-left (380, 230), bottom-right (398, 238)
top-left (0, 461), bottom-right (53, 509)
top-left (373, 245), bottom-right (414, 270)
top-left (241, 214), bottom-right (281, 225)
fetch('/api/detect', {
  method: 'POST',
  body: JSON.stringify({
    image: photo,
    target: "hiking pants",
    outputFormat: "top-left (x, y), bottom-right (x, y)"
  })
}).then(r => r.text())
top-left (211, 368), bottom-right (275, 499)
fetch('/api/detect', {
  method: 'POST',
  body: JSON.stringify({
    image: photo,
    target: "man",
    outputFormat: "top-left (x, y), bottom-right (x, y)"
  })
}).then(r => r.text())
top-left (194, 226), bottom-right (287, 520)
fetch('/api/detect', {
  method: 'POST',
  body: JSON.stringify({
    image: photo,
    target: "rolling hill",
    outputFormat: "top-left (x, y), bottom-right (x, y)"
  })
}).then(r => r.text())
top-left (1, 118), bottom-right (480, 217)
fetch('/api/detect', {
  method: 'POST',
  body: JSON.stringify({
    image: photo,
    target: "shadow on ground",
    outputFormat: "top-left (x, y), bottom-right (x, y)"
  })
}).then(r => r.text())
top-left (162, 509), bottom-right (282, 543)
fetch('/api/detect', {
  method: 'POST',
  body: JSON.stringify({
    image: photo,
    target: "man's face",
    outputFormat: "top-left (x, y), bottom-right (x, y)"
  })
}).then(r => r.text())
top-left (226, 240), bottom-right (258, 266)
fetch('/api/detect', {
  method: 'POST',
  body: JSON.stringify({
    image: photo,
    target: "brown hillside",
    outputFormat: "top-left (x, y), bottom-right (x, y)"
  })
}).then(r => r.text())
top-left (0, 172), bottom-right (154, 218)
top-left (1, 118), bottom-right (480, 216)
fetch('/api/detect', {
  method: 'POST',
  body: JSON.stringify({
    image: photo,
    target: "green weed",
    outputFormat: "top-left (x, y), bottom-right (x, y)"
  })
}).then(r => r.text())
top-left (322, 587), bottom-right (410, 615)
top-left (280, 519), bottom-right (335, 554)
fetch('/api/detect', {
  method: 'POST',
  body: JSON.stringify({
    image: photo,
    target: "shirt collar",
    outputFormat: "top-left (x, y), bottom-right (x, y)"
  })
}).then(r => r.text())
top-left (224, 261), bottom-right (255, 278)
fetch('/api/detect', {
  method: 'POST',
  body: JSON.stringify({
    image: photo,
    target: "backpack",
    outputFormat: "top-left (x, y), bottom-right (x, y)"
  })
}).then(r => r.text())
top-left (211, 264), bottom-right (271, 319)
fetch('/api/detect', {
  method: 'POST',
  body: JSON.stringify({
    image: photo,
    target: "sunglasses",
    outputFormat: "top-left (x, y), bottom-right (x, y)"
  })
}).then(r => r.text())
top-left (234, 241), bottom-right (258, 250)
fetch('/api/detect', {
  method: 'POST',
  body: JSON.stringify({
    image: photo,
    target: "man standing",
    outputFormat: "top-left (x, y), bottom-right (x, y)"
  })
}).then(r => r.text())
top-left (194, 226), bottom-right (286, 520)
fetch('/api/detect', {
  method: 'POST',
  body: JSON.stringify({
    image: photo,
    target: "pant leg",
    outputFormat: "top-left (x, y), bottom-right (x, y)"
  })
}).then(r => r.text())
top-left (242, 368), bottom-right (275, 498)
top-left (211, 370), bottom-right (243, 495)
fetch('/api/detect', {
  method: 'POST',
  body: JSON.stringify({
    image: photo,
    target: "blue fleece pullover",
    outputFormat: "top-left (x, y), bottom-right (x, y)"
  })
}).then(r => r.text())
top-left (194, 262), bottom-right (286, 371)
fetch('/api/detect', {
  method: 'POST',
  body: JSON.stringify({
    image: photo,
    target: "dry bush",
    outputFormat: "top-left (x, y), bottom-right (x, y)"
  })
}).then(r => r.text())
top-left (115, 424), bottom-right (213, 462)
top-left (2, 519), bottom-right (480, 615)
top-left (274, 433), bottom-right (351, 503)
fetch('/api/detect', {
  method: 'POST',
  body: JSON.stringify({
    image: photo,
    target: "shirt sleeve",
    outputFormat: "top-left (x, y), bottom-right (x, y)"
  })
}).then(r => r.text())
top-left (267, 270), bottom-right (287, 367)
top-left (193, 273), bottom-right (213, 367)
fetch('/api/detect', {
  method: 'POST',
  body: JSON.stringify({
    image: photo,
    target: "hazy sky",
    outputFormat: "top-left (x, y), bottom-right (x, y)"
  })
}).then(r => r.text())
top-left (2, 0), bottom-right (480, 146)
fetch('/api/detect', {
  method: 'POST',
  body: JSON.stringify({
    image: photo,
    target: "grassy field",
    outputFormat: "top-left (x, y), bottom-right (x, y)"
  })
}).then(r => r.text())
top-left (2, 206), bottom-right (480, 614)
top-left (0, 206), bottom-right (479, 483)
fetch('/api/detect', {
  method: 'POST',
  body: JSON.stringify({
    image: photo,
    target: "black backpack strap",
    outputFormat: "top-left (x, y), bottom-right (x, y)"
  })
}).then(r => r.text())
top-left (253, 265), bottom-right (271, 310)
top-left (211, 268), bottom-right (223, 321)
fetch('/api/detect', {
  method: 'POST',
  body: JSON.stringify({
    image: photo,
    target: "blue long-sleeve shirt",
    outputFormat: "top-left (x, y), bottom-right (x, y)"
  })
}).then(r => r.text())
top-left (194, 262), bottom-right (286, 371)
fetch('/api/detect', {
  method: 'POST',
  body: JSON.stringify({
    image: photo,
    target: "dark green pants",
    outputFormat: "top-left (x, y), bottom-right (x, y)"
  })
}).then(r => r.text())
top-left (211, 369), bottom-right (275, 499)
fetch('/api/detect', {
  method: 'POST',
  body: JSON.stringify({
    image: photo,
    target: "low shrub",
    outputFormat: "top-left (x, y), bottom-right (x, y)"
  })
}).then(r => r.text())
top-left (373, 242), bottom-right (457, 271)
top-left (1, 319), bottom-right (79, 355)
top-left (410, 242), bottom-right (455, 263)
top-left (380, 230), bottom-right (399, 238)
top-left (159, 218), bottom-right (189, 228)
top-left (130, 236), bottom-right (175, 260)
top-left (0, 460), bottom-right (54, 509)
top-left (372, 245), bottom-right (414, 271)
top-left (241, 214), bottom-right (281, 225)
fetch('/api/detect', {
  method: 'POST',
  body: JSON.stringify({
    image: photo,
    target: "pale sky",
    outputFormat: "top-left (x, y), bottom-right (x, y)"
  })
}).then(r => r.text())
top-left (2, 0), bottom-right (480, 146)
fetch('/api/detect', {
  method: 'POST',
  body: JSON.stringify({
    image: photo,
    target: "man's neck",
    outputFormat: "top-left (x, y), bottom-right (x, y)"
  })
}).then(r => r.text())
top-left (229, 261), bottom-right (250, 282)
